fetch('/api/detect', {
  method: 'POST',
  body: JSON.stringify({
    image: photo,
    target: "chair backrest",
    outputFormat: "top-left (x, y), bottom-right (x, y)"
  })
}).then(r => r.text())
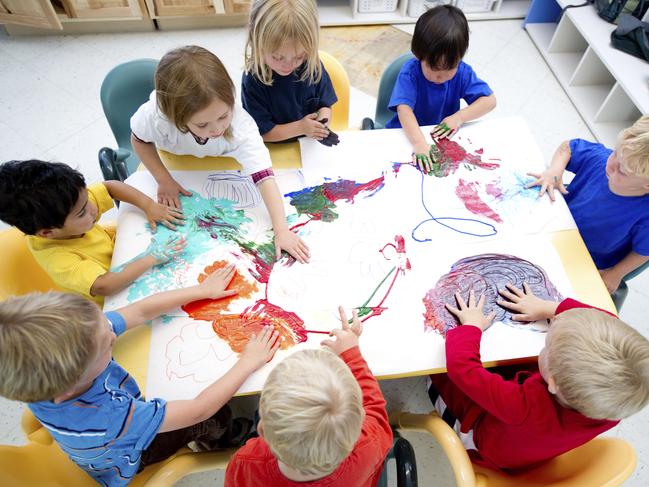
top-left (375, 53), bottom-right (414, 129)
top-left (100, 59), bottom-right (158, 175)
top-left (319, 51), bottom-right (350, 131)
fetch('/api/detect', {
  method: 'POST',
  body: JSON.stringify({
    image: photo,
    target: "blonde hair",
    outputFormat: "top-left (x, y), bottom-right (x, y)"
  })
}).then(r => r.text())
top-left (0, 292), bottom-right (99, 402)
top-left (547, 308), bottom-right (649, 420)
top-left (260, 348), bottom-right (364, 476)
top-left (156, 45), bottom-right (235, 138)
top-left (618, 115), bottom-right (649, 178)
top-left (245, 0), bottom-right (322, 86)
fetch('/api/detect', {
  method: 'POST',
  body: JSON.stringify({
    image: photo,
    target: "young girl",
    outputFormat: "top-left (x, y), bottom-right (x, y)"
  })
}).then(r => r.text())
top-left (242, 0), bottom-right (339, 146)
top-left (130, 45), bottom-right (309, 263)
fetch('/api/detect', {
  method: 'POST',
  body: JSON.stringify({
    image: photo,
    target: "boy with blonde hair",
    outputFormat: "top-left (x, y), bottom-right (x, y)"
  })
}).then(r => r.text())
top-left (429, 285), bottom-right (649, 471)
top-left (0, 264), bottom-right (280, 486)
top-left (528, 115), bottom-right (649, 293)
top-left (225, 307), bottom-right (393, 486)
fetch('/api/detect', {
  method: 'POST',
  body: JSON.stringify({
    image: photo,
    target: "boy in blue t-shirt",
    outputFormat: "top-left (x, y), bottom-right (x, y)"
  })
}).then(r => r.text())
top-left (386, 5), bottom-right (496, 172)
top-left (528, 115), bottom-right (649, 293)
top-left (0, 264), bottom-right (279, 486)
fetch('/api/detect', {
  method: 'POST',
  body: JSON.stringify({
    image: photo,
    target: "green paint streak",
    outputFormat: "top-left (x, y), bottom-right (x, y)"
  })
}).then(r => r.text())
top-left (354, 266), bottom-right (396, 320)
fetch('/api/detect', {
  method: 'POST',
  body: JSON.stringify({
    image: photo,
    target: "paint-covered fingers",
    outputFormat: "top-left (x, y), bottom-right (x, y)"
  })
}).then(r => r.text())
top-left (454, 291), bottom-right (468, 310)
top-left (241, 326), bottom-right (280, 369)
top-left (430, 122), bottom-right (450, 139)
top-left (275, 230), bottom-right (310, 264)
top-left (200, 263), bottom-right (239, 299)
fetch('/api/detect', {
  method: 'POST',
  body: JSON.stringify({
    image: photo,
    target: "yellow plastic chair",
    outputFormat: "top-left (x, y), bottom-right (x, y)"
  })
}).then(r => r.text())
top-left (319, 50), bottom-right (349, 131)
top-left (391, 411), bottom-right (636, 487)
top-left (0, 409), bottom-right (235, 487)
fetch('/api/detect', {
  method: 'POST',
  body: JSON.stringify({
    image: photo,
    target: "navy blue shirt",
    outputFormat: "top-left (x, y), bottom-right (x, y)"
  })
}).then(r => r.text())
top-left (385, 59), bottom-right (492, 129)
top-left (565, 139), bottom-right (649, 269)
top-left (241, 62), bottom-right (338, 136)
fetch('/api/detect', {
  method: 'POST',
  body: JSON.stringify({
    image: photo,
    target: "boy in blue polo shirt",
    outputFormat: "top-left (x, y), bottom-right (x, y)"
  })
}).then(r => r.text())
top-left (528, 115), bottom-right (649, 293)
top-left (386, 5), bottom-right (497, 172)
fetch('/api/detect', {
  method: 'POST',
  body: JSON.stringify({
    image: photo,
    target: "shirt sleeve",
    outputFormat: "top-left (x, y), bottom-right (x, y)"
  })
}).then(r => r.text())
top-left (226, 106), bottom-right (273, 176)
top-left (566, 139), bottom-right (611, 175)
top-left (117, 397), bottom-right (167, 452)
top-left (241, 73), bottom-right (276, 136)
top-left (315, 64), bottom-right (338, 108)
top-left (130, 93), bottom-right (162, 144)
top-left (388, 62), bottom-right (418, 113)
top-left (41, 251), bottom-right (106, 298)
top-left (105, 311), bottom-right (127, 336)
top-left (87, 183), bottom-right (115, 218)
top-left (555, 298), bottom-right (617, 317)
top-left (460, 63), bottom-right (493, 105)
top-left (630, 222), bottom-right (649, 257)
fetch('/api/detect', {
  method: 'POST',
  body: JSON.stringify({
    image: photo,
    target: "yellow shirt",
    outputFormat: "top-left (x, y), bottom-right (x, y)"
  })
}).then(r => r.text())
top-left (27, 183), bottom-right (116, 304)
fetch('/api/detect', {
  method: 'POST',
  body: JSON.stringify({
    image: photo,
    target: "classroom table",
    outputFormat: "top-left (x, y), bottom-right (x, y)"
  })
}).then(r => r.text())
top-left (112, 123), bottom-right (615, 396)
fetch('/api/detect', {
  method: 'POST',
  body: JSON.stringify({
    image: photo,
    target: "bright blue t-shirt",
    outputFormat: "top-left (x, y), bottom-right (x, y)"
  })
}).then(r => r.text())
top-left (29, 311), bottom-right (166, 487)
top-left (385, 59), bottom-right (492, 129)
top-left (241, 62), bottom-right (338, 136)
top-left (565, 139), bottom-right (649, 269)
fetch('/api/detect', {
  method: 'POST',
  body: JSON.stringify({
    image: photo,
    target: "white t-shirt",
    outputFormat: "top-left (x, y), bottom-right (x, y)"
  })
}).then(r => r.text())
top-left (130, 91), bottom-right (272, 176)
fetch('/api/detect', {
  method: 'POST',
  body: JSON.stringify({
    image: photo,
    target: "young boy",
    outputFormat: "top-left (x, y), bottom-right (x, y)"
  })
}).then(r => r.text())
top-left (0, 264), bottom-right (280, 486)
top-left (225, 307), bottom-right (393, 486)
top-left (385, 5), bottom-right (496, 172)
top-left (528, 115), bottom-right (649, 293)
top-left (0, 159), bottom-right (186, 304)
top-left (430, 285), bottom-right (649, 471)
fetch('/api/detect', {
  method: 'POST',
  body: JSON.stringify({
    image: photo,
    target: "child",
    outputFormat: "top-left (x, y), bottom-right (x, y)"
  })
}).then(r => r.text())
top-left (386, 5), bottom-right (496, 172)
top-left (428, 285), bottom-right (649, 471)
top-left (131, 45), bottom-right (310, 263)
top-left (242, 0), bottom-right (339, 146)
top-left (0, 159), bottom-right (185, 304)
top-left (0, 264), bottom-right (280, 486)
top-left (225, 307), bottom-right (393, 486)
top-left (528, 115), bottom-right (649, 293)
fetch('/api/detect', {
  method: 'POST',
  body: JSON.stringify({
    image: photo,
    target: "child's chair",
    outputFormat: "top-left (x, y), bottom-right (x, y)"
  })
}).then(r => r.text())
top-left (319, 51), bottom-right (350, 132)
top-left (99, 58), bottom-right (159, 180)
top-left (362, 53), bottom-right (413, 131)
top-left (611, 261), bottom-right (649, 311)
top-left (391, 411), bottom-right (636, 487)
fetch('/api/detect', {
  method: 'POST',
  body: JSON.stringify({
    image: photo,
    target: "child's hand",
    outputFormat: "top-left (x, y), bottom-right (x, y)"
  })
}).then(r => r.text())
top-left (321, 306), bottom-right (363, 355)
top-left (145, 201), bottom-right (185, 232)
top-left (412, 141), bottom-right (433, 173)
top-left (157, 178), bottom-right (192, 209)
top-left (598, 268), bottom-right (623, 294)
top-left (446, 290), bottom-right (495, 331)
top-left (316, 118), bottom-right (340, 147)
top-left (147, 235), bottom-right (186, 264)
top-left (300, 113), bottom-right (330, 140)
top-left (275, 228), bottom-right (310, 264)
top-left (525, 169), bottom-right (568, 202)
top-left (198, 263), bottom-right (239, 300)
top-left (431, 114), bottom-right (462, 139)
top-left (239, 325), bottom-right (281, 371)
top-left (497, 283), bottom-right (559, 321)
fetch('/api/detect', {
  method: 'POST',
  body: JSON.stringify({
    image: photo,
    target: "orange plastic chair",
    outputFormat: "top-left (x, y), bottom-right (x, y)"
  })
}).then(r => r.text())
top-left (319, 51), bottom-right (349, 132)
top-left (391, 411), bottom-right (636, 487)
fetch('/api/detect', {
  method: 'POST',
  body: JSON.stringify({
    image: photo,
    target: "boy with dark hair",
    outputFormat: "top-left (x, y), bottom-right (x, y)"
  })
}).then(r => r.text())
top-left (0, 159), bottom-right (185, 304)
top-left (386, 5), bottom-right (496, 172)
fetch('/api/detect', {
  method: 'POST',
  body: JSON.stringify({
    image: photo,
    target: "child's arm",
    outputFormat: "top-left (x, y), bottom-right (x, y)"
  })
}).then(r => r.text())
top-left (397, 104), bottom-right (434, 173)
top-left (103, 180), bottom-right (185, 232)
top-left (526, 140), bottom-right (572, 202)
top-left (431, 94), bottom-right (497, 140)
top-left (257, 178), bottom-right (310, 263)
top-left (160, 325), bottom-right (279, 432)
top-left (599, 251), bottom-right (649, 293)
top-left (262, 114), bottom-right (329, 142)
top-left (130, 135), bottom-right (192, 209)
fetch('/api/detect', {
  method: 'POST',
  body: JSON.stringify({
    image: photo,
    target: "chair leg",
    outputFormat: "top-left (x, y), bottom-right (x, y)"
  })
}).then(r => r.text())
top-left (611, 280), bottom-right (629, 312)
top-left (377, 430), bottom-right (418, 487)
top-left (98, 147), bottom-right (128, 183)
top-left (361, 117), bottom-right (375, 130)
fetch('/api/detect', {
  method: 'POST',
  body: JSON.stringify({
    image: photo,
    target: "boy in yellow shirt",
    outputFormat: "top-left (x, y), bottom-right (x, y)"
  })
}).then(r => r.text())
top-left (0, 159), bottom-right (185, 304)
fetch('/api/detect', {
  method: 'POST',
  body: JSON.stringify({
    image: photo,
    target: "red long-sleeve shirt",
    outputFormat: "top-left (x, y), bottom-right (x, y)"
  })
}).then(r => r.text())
top-left (225, 346), bottom-right (393, 487)
top-left (445, 298), bottom-right (619, 471)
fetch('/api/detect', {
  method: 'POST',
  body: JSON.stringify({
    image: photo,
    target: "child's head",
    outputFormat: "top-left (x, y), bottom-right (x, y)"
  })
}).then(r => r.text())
top-left (412, 5), bottom-right (469, 84)
top-left (0, 292), bottom-right (116, 403)
top-left (538, 308), bottom-right (649, 420)
top-left (606, 115), bottom-right (649, 196)
top-left (245, 0), bottom-right (322, 85)
top-left (258, 348), bottom-right (364, 477)
top-left (0, 159), bottom-right (95, 237)
top-left (156, 45), bottom-right (235, 140)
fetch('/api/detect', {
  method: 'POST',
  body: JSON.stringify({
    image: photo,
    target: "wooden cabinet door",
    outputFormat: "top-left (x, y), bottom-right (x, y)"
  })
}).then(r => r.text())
top-left (224, 0), bottom-right (250, 14)
top-left (0, 0), bottom-right (63, 29)
top-left (61, 0), bottom-right (145, 18)
top-left (148, 0), bottom-right (225, 16)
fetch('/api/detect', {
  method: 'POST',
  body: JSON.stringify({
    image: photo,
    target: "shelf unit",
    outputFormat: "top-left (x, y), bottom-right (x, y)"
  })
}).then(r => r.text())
top-left (525, 0), bottom-right (648, 147)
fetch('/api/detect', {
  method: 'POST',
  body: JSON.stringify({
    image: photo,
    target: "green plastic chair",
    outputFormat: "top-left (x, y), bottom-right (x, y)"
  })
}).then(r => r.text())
top-left (362, 53), bottom-right (413, 131)
top-left (611, 260), bottom-right (649, 311)
top-left (99, 58), bottom-right (159, 180)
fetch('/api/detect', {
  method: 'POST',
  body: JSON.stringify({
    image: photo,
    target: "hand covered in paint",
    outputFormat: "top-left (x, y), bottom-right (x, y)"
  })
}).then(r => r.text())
top-left (446, 290), bottom-right (495, 331)
top-left (197, 263), bottom-right (239, 300)
top-left (412, 141), bottom-right (434, 174)
top-left (157, 177), bottom-right (192, 209)
top-left (144, 200), bottom-right (186, 232)
top-left (147, 234), bottom-right (186, 265)
top-left (316, 118), bottom-right (340, 147)
top-left (431, 113), bottom-right (462, 140)
top-left (598, 268), bottom-right (623, 294)
top-left (526, 168), bottom-right (568, 202)
top-left (275, 228), bottom-right (310, 264)
top-left (301, 113), bottom-right (330, 140)
top-left (497, 283), bottom-right (559, 322)
top-left (321, 306), bottom-right (363, 355)
top-left (239, 325), bottom-right (281, 371)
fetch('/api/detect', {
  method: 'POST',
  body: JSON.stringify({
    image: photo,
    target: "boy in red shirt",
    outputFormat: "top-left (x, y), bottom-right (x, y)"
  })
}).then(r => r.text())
top-left (225, 307), bottom-right (393, 486)
top-left (430, 285), bottom-right (649, 471)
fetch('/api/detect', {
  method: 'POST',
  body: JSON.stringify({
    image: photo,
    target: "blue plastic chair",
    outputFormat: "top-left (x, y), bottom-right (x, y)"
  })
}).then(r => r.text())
top-left (99, 58), bottom-right (158, 181)
top-left (611, 261), bottom-right (649, 311)
top-left (362, 53), bottom-right (414, 130)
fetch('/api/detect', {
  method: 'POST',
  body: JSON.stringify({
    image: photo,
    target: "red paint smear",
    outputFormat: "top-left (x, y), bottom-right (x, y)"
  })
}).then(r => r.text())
top-left (321, 176), bottom-right (385, 203)
top-left (485, 182), bottom-right (503, 199)
top-left (456, 179), bottom-right (503, 223)
top-left (435, 138), bottom-right (500, 171)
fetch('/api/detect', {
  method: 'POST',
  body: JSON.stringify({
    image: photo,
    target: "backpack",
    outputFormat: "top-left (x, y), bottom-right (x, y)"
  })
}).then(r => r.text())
top-left (594, 0), bottom-right (648, 23)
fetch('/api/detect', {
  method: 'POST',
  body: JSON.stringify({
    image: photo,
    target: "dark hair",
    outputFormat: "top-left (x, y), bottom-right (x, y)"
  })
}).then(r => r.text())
top-left (411, 5), bottom-right (469, 70)
top-left (0, 160), bottom-right (86, 235)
